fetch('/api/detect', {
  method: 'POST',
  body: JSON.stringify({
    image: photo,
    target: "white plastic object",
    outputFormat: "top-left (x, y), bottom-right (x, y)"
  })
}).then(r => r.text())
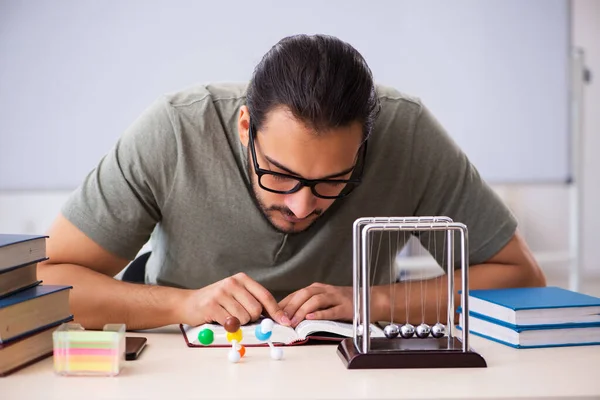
top-left (260, 318), bottom-right (274, 333)
top-left (270, 346), bottom-right (283, 360)
top-left (228, 349), bottom-right (241, 363)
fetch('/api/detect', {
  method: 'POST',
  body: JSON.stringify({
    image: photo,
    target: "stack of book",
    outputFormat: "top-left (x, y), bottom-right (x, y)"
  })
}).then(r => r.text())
top-left (458, 286), bottom-right (600, 349)
top-left (0, 234), bottom-right (73, 376)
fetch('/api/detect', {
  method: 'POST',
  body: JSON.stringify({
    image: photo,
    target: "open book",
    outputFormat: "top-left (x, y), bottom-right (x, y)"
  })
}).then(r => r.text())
top-left (180, 319), bottom-right (385, 347)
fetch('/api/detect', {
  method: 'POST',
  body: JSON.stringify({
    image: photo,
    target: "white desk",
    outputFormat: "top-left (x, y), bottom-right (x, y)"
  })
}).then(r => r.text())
top-left (3, 326), bottom-right (599, 399)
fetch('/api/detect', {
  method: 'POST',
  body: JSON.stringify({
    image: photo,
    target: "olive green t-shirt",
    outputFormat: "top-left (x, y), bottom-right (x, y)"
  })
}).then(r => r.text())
top-left (61, 82), bottom-right (517, 299)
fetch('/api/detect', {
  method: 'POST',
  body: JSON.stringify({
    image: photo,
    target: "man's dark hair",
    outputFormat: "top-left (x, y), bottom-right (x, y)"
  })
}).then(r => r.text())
top-left (246, 34), bottom-right (380, 139)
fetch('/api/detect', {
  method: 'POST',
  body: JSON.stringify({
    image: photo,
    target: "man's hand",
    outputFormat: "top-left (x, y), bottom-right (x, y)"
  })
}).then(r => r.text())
top-left (179, 272), bottom-right (291, 327)
top-left (278, 283), bottom-right (353, 327)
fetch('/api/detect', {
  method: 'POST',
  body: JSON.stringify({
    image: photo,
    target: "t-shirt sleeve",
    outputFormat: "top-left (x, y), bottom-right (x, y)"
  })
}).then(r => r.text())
top-left (60, 96), bottom-right (178, 260)
top-left (408, 103), bottom-right (518, 269)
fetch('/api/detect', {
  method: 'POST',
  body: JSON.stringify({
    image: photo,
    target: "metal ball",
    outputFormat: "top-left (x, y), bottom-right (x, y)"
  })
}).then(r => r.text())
top-left (416, 323), bottom-right (431, 338)
top-left (431, 323), bottom-right (446, 338)
top-left (384, 324), bottom-right (399, 339)
top-left (400, 323), bottom-right (415, 338)
top-left (357, 324), bottom-right (370, 336)
top-left (356, 325), bottom-right (363, 336)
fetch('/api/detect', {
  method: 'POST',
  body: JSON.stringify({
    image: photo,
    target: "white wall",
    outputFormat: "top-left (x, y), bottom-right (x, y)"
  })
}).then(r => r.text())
top-left (0, 0), bottom-right (572, 188)
top-left (0, 191), bottom-right (70, 235)
top-left (574, 0), bottom-right (600, 278)
top-left (1, 1), bottom-right (598, 282)
top-left (495, 0), bottom-right (600, 281)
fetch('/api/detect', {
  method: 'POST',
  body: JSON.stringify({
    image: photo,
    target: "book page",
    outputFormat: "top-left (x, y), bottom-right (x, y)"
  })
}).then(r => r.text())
top-left (294, 320), bottom-right (385, 340)
top-left (183, 320), bottom-right (298, 346)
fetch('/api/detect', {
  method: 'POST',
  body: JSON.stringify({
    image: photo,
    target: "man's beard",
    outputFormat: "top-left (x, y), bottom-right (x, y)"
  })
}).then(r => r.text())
top-left (247, 151), bottom-right (323, 234)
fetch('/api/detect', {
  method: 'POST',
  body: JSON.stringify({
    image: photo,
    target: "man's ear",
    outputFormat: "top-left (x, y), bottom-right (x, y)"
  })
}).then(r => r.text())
top-left (238, 105), bottom-right (251, 148)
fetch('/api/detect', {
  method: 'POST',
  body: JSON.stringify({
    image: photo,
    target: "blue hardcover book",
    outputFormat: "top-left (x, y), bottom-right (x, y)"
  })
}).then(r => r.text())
top-left (0, 234), bottom-right (48, 271)
top-left (467, 286), bottom-right (600, 326)
top-left (0, 285), bottom-right (72, 344)
top-left (457, 311), bottom-right (600, 349)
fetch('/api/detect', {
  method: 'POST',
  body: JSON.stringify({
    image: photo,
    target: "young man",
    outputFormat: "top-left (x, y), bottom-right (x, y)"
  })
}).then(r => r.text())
top-left (39, 34), bottom-right (546, 330)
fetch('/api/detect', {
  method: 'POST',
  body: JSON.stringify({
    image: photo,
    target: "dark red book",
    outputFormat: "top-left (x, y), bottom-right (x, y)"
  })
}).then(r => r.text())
top-left (0, 316), bottom-right (73, 377)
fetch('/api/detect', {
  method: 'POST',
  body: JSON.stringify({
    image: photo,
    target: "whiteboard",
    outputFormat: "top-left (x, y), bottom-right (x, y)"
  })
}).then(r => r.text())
top-left (0, 0), bottom-right (571, 190)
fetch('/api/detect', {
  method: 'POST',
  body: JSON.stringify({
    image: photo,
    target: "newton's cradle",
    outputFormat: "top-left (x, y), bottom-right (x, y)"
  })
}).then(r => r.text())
top-left (199, 215), bottom-right (486, 369)
top-left (337, 216), bottom-right (487, 369)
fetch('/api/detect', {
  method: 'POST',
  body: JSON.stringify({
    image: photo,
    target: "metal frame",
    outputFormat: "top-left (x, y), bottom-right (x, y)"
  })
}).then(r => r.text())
top-left (568, 46), bottom-right (587, 293)
top-left (351, 216), bottom-right (470, 354)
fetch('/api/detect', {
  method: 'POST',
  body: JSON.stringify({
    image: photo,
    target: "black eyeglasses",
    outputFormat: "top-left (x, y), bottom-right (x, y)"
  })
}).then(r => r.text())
top-left (248, 121), bottom-right (367, 199)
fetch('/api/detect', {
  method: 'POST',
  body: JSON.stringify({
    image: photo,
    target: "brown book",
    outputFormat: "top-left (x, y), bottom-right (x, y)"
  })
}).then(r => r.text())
top-left (0, 262), bottom-right (42, 299)
top-left (0, 234), bottom-right (47, 272)
top-left (0, 285), bottom-right (72, 344)
top-left (0, 317), bottom-right (73, 377)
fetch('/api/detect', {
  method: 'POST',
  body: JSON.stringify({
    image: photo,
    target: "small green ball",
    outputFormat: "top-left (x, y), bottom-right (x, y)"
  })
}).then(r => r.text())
top-left (198, 328), bottom-right (214, 345)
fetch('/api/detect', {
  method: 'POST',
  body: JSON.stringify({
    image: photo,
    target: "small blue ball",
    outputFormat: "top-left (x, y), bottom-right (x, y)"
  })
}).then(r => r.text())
top-left (255, 325), bottom-right (272, 341)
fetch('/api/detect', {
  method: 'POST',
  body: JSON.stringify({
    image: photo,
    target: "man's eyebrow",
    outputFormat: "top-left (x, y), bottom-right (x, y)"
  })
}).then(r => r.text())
top-left (264, 155), bottom-right (355, 180)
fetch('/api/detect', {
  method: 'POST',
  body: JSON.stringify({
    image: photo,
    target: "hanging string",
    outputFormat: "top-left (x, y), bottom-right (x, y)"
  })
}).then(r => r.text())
top-left (395, 228), bottom-right (402, 324)
top-left (369, 229), bottom-right (384, 299)
top-left (439, 227), bottom-right (448, 323)
top-left (419, 231), bottom-right (426, 324)
top-left (404, 230), bottom-right (411, 324)
top-left (388, 228), bottom-right (394, 324)
top-left (422, 230), bottom-right (431, 323)
top-left (434, 229), bottom-right (440, 323)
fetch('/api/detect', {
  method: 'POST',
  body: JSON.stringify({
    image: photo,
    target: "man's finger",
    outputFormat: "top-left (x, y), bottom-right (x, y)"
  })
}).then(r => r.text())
top-left (305, 305), bottom-right (345, 322)
top-left (278, 292), bottom-right (296, 310)
top-left (282, 287), bottom-right (320, 323)
top-left (232, 288), bottom-right (264, 322)
top-left (241, 275), bottom-right (291, 326)
top-left (291, 293), bottom-right (333, 327)
top-left (212, 305), bottom-right (232, 326)
top-left (220, 295), bottom-right (252, 325)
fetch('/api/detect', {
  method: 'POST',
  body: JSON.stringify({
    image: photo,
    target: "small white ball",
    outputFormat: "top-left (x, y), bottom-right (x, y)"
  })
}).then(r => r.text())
top-left (270, 346), bottom-right (283, 360)
top-left (261, 318), bottom-right (275, 334)
top-left (228, 349), bottom-right (241, 363)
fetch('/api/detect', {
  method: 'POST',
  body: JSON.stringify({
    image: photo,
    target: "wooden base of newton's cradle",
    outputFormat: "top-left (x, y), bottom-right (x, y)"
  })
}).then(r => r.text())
top-left (337, 336), bottom-right (487, 369)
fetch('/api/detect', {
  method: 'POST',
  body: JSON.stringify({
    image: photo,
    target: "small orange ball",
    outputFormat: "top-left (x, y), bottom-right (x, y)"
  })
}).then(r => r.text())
top-left (238, 345), bottom-right (246, 358)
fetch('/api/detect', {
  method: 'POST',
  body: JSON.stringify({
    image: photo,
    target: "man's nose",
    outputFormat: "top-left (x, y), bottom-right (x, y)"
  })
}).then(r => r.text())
top-left (285, 187), bottom-right (317, 219)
